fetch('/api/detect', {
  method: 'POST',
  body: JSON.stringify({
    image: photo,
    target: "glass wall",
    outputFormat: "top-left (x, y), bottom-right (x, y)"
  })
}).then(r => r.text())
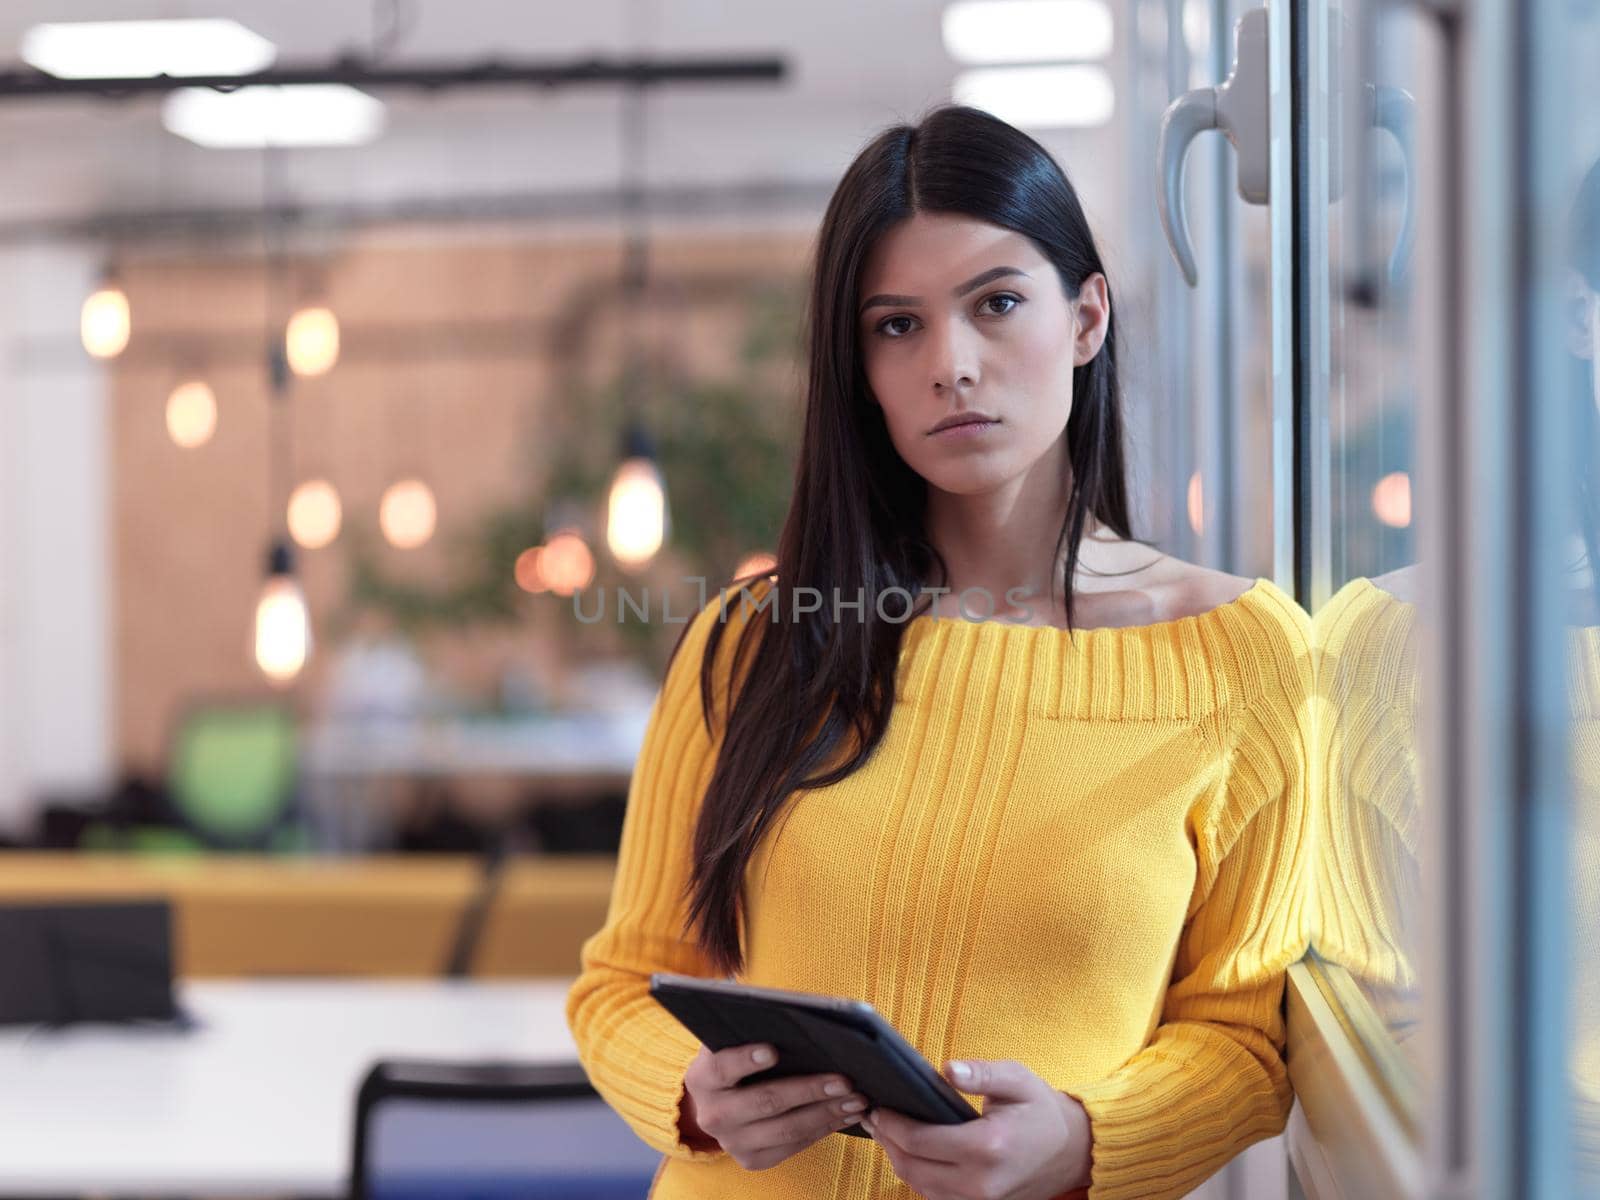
top-left (1309, 0), bottom-right (1433, 1112)
top-left (1552, 4), bottom-right (1600, 1190)
top-left (1292, 0), bottom-right (1598, 1194)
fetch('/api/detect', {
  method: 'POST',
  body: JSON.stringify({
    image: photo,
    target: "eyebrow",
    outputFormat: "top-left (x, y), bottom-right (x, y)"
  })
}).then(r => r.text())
top-left (858, 266), bottom-right (1032, 315)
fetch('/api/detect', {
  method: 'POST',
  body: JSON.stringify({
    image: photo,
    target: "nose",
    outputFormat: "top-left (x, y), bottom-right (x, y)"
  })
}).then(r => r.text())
top-left (926, 316), bottom-right (980, 393)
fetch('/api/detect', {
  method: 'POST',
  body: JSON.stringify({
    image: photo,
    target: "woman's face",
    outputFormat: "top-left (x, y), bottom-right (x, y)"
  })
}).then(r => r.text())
top-left (856, 211), bottom-right (1109, 498)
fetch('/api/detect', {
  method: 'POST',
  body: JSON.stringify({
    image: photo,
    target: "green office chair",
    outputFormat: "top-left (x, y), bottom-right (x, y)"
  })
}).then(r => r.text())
top-left (166, 701), bottom-right (305, 852)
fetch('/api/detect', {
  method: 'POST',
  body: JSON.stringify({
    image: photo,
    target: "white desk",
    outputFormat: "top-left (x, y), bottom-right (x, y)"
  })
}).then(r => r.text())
top-left (0, 978), bottom-right (582, 1198)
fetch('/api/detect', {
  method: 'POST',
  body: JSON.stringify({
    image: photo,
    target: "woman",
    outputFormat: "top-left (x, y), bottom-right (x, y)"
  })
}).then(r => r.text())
top-left (566, 105), bottom-right (1313, 1200)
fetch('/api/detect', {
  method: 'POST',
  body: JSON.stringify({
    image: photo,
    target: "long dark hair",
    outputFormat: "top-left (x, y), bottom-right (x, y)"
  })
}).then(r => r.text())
top-left (682, 105), bottom-right (1133, 975)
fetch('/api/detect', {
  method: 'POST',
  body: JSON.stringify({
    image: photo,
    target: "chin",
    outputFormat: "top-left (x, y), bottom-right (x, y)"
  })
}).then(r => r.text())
top-left (919, 462), bottom-right (1018, 497)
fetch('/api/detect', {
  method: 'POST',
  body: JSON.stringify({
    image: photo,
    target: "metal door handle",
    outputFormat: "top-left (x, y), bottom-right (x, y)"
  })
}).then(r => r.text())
top-left (1156, 7), bottom-right (1269, 286)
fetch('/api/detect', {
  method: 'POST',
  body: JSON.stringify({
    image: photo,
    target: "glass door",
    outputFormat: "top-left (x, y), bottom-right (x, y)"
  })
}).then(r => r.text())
top-left (1290, 0), bottom-right (1596, 1196)
top-left (1302, 0), bottom-right (1436, 1141)
top-left (1127, 0), bottom-right (1279, 586)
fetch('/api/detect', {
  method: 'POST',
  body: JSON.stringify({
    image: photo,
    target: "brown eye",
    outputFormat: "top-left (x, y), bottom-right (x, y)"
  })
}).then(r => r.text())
top-left (982, 293), bottom-right (1022, 316)
top-left (877, 315), bottom-right (916, 338)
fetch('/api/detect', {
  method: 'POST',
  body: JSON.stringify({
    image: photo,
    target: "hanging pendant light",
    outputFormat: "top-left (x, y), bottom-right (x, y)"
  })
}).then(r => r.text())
top-left (603, 59), bottom-right (670, 575)
top-left (254, 146), bottom-right (313, 684)
top-left (166, 378), bottom-right (217, 448)
top-left (380, 477), bottom-right (437, 549)
top-left (607, 424), bottom-right (669, 571)
top-left (81, 265), bottom-right (131, 359)
top-left (287, 477), bottom-right (342, 549)
top-left (285, 302), bottom-right (339, 376)
top-left (254, 540), bottom-right (311, 684)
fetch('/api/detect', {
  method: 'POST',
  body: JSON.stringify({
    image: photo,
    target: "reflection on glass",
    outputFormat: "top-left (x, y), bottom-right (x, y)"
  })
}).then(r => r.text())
top-left (1570, 149), bottom-right (1600, 1190)
top-left (1312, 571), bottom-right (1421, 1063)
top-left (1312, 14), bottom-right (1600, 1174)
top-left (1310, 0), bottom-right (1429, 1116)
top-left (1315, 15), bottom-right (1600, 1181)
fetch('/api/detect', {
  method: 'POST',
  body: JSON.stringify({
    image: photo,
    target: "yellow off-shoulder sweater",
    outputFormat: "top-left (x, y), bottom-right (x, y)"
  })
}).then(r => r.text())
top-left (566, 578), bottom-right (1314, 1200)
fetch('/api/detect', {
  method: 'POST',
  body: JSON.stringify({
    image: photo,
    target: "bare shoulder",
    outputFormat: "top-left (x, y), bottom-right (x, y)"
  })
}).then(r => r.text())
top-left (1147, 556), bottom-right (1258, 621)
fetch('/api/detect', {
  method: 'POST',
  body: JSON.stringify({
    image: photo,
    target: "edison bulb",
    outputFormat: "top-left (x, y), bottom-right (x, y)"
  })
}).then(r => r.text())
top-left (255, 574), bottom-right (311, 684)
top-left (82, 285), bottom-right (131, 358)
top-left (607, 457), bottom-right (668, 571)
top-left (380, 479), bottom-right (436, 549)
top-left (166, 380), bottom-right (217, 448)
top-left (286, 305), bottom-right (339, 377)
top-left (288, 479), bottom-right (342, 549)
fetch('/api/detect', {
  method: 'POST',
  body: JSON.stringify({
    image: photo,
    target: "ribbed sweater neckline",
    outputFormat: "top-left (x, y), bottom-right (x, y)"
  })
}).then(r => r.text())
top-left (893, 577), bottom-right (1301, 722)
top-left (904, 577), bottom-right (1273, 640)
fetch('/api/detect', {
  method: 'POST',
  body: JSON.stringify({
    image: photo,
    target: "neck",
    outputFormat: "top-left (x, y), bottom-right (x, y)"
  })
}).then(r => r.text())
top-left (922, 437), bottom-right (1129, 605)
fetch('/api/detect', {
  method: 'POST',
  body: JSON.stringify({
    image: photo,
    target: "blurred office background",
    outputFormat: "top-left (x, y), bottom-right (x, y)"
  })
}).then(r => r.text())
top-left (0, 0), bottom-right (1166, 859)
top-left (0, 1), bottom-right (1592, 1198)
top-left (0, 0), bottom-right (1239, 980)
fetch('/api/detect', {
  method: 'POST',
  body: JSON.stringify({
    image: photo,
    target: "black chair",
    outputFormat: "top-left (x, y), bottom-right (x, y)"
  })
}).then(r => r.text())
top-left (350, 1060), bottom-right (664, 1200)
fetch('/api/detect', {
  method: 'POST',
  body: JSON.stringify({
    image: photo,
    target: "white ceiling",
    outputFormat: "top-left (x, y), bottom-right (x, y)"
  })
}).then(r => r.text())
top-left (0, 1), bottom-right (1129, 243)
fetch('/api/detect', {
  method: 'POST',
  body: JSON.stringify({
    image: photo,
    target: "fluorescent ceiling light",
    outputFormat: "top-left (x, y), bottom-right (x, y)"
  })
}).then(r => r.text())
top-left (943, 1), bottom-right (1114, 64)
top-left (163, 85), bottom-right (387, 149)
top-left (953, 65), bottom-right (1115, 129)
top-left (21, 19), bottom-right (276, 79)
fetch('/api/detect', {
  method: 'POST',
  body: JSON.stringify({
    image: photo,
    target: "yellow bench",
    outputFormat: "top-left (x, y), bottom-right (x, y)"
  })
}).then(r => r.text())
top-left (0, 853), bottom-right (616, 978)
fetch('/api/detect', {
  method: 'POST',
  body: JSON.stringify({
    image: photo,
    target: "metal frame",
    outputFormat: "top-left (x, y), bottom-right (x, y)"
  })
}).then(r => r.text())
top-left (1504, 0), bottom-right (1577, 1191)
top-left (1268, 0), bottom-right (1298, 591)
top-left (1160, 0), bottom-right (1199, 563)
top-left (1194, 0), bottom-right (1244, 574)
top-left (1209, 0), bottom-right (1244, 575)
top-left (0, 55), bottom-right (785, 100)
top-left (1291, 0), bottom-right (1333, 610)
top-left (1418, 0), bottom-right (1577, 1193)
top-left (1406, 0), bottom-right (1472, 1191)
top-left (1286, 961), bottom-right (1426, 1200)
top-left (1422, 0), bottom-right (1574, 1196)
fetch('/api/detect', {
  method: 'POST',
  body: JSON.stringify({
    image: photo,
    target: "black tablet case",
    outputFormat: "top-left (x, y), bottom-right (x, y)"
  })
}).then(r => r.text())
top-left (0, 900), bottom-right (179, 1027)
top-left (650, 975), bottom-right (978, 1139)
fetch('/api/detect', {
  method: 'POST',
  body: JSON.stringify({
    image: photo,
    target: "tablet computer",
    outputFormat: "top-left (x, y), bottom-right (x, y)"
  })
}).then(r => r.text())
top-left (649, 973), bottom-right (979, 1140)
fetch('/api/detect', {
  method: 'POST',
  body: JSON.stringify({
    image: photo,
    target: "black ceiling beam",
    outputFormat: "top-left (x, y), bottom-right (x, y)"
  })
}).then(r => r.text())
top-left (0, 54), bottom-right (787, 100)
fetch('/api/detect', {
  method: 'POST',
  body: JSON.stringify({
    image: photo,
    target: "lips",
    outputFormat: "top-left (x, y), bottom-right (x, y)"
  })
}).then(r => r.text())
top-left (929, 412), bottom-right (999, 435)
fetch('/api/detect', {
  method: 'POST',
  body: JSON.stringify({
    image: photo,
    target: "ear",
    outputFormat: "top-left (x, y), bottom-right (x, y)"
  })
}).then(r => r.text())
top-left (1072, 272), bottom-right (1111, 367)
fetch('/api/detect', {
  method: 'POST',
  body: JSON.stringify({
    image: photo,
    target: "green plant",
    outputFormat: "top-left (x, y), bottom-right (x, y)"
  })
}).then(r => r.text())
top-left (339, 279), bottom-right (803, 670)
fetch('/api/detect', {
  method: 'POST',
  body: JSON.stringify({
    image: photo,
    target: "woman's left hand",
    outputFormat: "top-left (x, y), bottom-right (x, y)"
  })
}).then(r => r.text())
top-left (861, 1059), bottom-right (1092, 1200)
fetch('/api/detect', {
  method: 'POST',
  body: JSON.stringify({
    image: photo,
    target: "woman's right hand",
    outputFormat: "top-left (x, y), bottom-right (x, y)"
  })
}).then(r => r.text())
top-left (681, 1043), bottom-right (870, 1170)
